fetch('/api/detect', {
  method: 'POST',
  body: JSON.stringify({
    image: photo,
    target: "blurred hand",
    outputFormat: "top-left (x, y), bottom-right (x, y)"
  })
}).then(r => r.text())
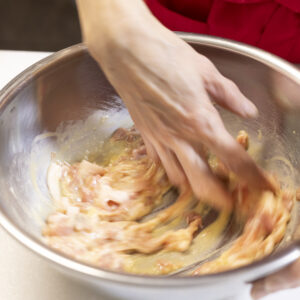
top-left (252, 258), bottom-right (300, 299)
top-left (77, 0), bottom-right (272, 209)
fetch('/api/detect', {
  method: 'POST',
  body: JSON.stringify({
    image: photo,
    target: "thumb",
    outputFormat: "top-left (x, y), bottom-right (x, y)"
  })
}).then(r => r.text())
top-left (251, 259), bottom-right (300, 299)
top-left (206, 74), bottom-right (258, 119)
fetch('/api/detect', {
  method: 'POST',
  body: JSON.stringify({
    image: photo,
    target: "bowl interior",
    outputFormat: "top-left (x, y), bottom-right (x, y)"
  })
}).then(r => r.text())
top-left (0, 39), bottom-right (300, 275)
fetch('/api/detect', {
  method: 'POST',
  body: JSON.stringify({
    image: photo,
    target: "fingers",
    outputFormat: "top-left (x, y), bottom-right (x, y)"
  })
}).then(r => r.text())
top-left (207, 123), bottom-right (274, 192)
top-left (141, 133), bottom-right (159, 163)
top-left (190, 101), bottom-right (274, 192)
top-left (171, 139), bottom-right (233, 210)
top-left (141, 124), bottom-right (233, 210)
top-left (205, 71), bottom-right (258, 119)
top-left (126, 104), bottom-right (159, 163)
top-left (251, 259), bottom-right (300, 299)
top-left (150, 138), bottom-right (186, 186)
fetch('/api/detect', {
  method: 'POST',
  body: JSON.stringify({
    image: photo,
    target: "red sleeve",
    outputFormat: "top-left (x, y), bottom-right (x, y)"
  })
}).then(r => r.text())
top-left (275, 0), bottom-right (300, 13)
top-left (145, 0), bottom-right (300, 63)
top-left (145, 0), bottom-right (208, 33)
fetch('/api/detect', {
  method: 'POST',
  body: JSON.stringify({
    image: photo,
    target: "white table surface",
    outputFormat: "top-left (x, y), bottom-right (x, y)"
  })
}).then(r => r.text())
top-left (0, 50), bottom-right (300, 300)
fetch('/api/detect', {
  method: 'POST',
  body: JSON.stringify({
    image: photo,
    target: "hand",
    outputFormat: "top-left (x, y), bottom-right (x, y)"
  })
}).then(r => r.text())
top-left (252, 258), bottom-right (300, 299)
top-left (77, 0), bottom-right (273, 209)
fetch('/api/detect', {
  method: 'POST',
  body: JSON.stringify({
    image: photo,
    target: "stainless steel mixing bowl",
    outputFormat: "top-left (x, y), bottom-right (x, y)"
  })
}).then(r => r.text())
top-left (1, 34), bottom-right (300, 300)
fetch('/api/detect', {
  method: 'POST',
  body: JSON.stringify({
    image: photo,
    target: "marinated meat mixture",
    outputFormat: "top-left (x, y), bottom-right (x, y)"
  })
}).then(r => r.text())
top-left (43, 128), bottom-right (293, 275)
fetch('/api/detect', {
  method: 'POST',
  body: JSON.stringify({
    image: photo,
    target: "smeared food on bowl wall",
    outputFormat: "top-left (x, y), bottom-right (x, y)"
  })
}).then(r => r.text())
top-left (43, 128), bottom-right (293, 275)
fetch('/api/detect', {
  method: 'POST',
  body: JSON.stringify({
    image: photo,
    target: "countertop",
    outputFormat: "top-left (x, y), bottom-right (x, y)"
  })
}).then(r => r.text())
top-left (0, 50), bottom-right (300, 300)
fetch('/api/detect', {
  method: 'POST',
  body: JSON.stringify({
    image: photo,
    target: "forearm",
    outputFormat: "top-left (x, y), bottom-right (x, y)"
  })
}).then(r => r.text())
top-left (76, 0), bottom-right (177, 79)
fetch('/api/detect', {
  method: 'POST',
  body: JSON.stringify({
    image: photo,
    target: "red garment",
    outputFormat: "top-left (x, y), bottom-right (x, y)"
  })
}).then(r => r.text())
top-left (145, 0), bottom-right (300, 63)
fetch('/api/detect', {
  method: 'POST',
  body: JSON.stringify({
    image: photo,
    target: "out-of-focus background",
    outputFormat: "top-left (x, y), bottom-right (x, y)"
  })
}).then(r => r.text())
top-left (0, 0), bottom-right (81, 51)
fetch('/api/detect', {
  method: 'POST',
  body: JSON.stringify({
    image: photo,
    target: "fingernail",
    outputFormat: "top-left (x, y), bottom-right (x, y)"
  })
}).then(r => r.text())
top-left (244, 102), bottom-right (258, 118)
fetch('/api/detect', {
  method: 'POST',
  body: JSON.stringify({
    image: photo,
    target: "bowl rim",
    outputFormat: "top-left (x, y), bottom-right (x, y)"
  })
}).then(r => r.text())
top-left (0, 33), bottom-right (300, 286)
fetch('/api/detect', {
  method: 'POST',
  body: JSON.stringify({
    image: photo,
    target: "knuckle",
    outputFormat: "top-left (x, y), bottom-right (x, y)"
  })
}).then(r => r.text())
top-left (198, 57), bottom-right (219, 78)
top-left (190, 112), bottom-right (223, 144)
top-left (223, 78), bottom-right (239, 92)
